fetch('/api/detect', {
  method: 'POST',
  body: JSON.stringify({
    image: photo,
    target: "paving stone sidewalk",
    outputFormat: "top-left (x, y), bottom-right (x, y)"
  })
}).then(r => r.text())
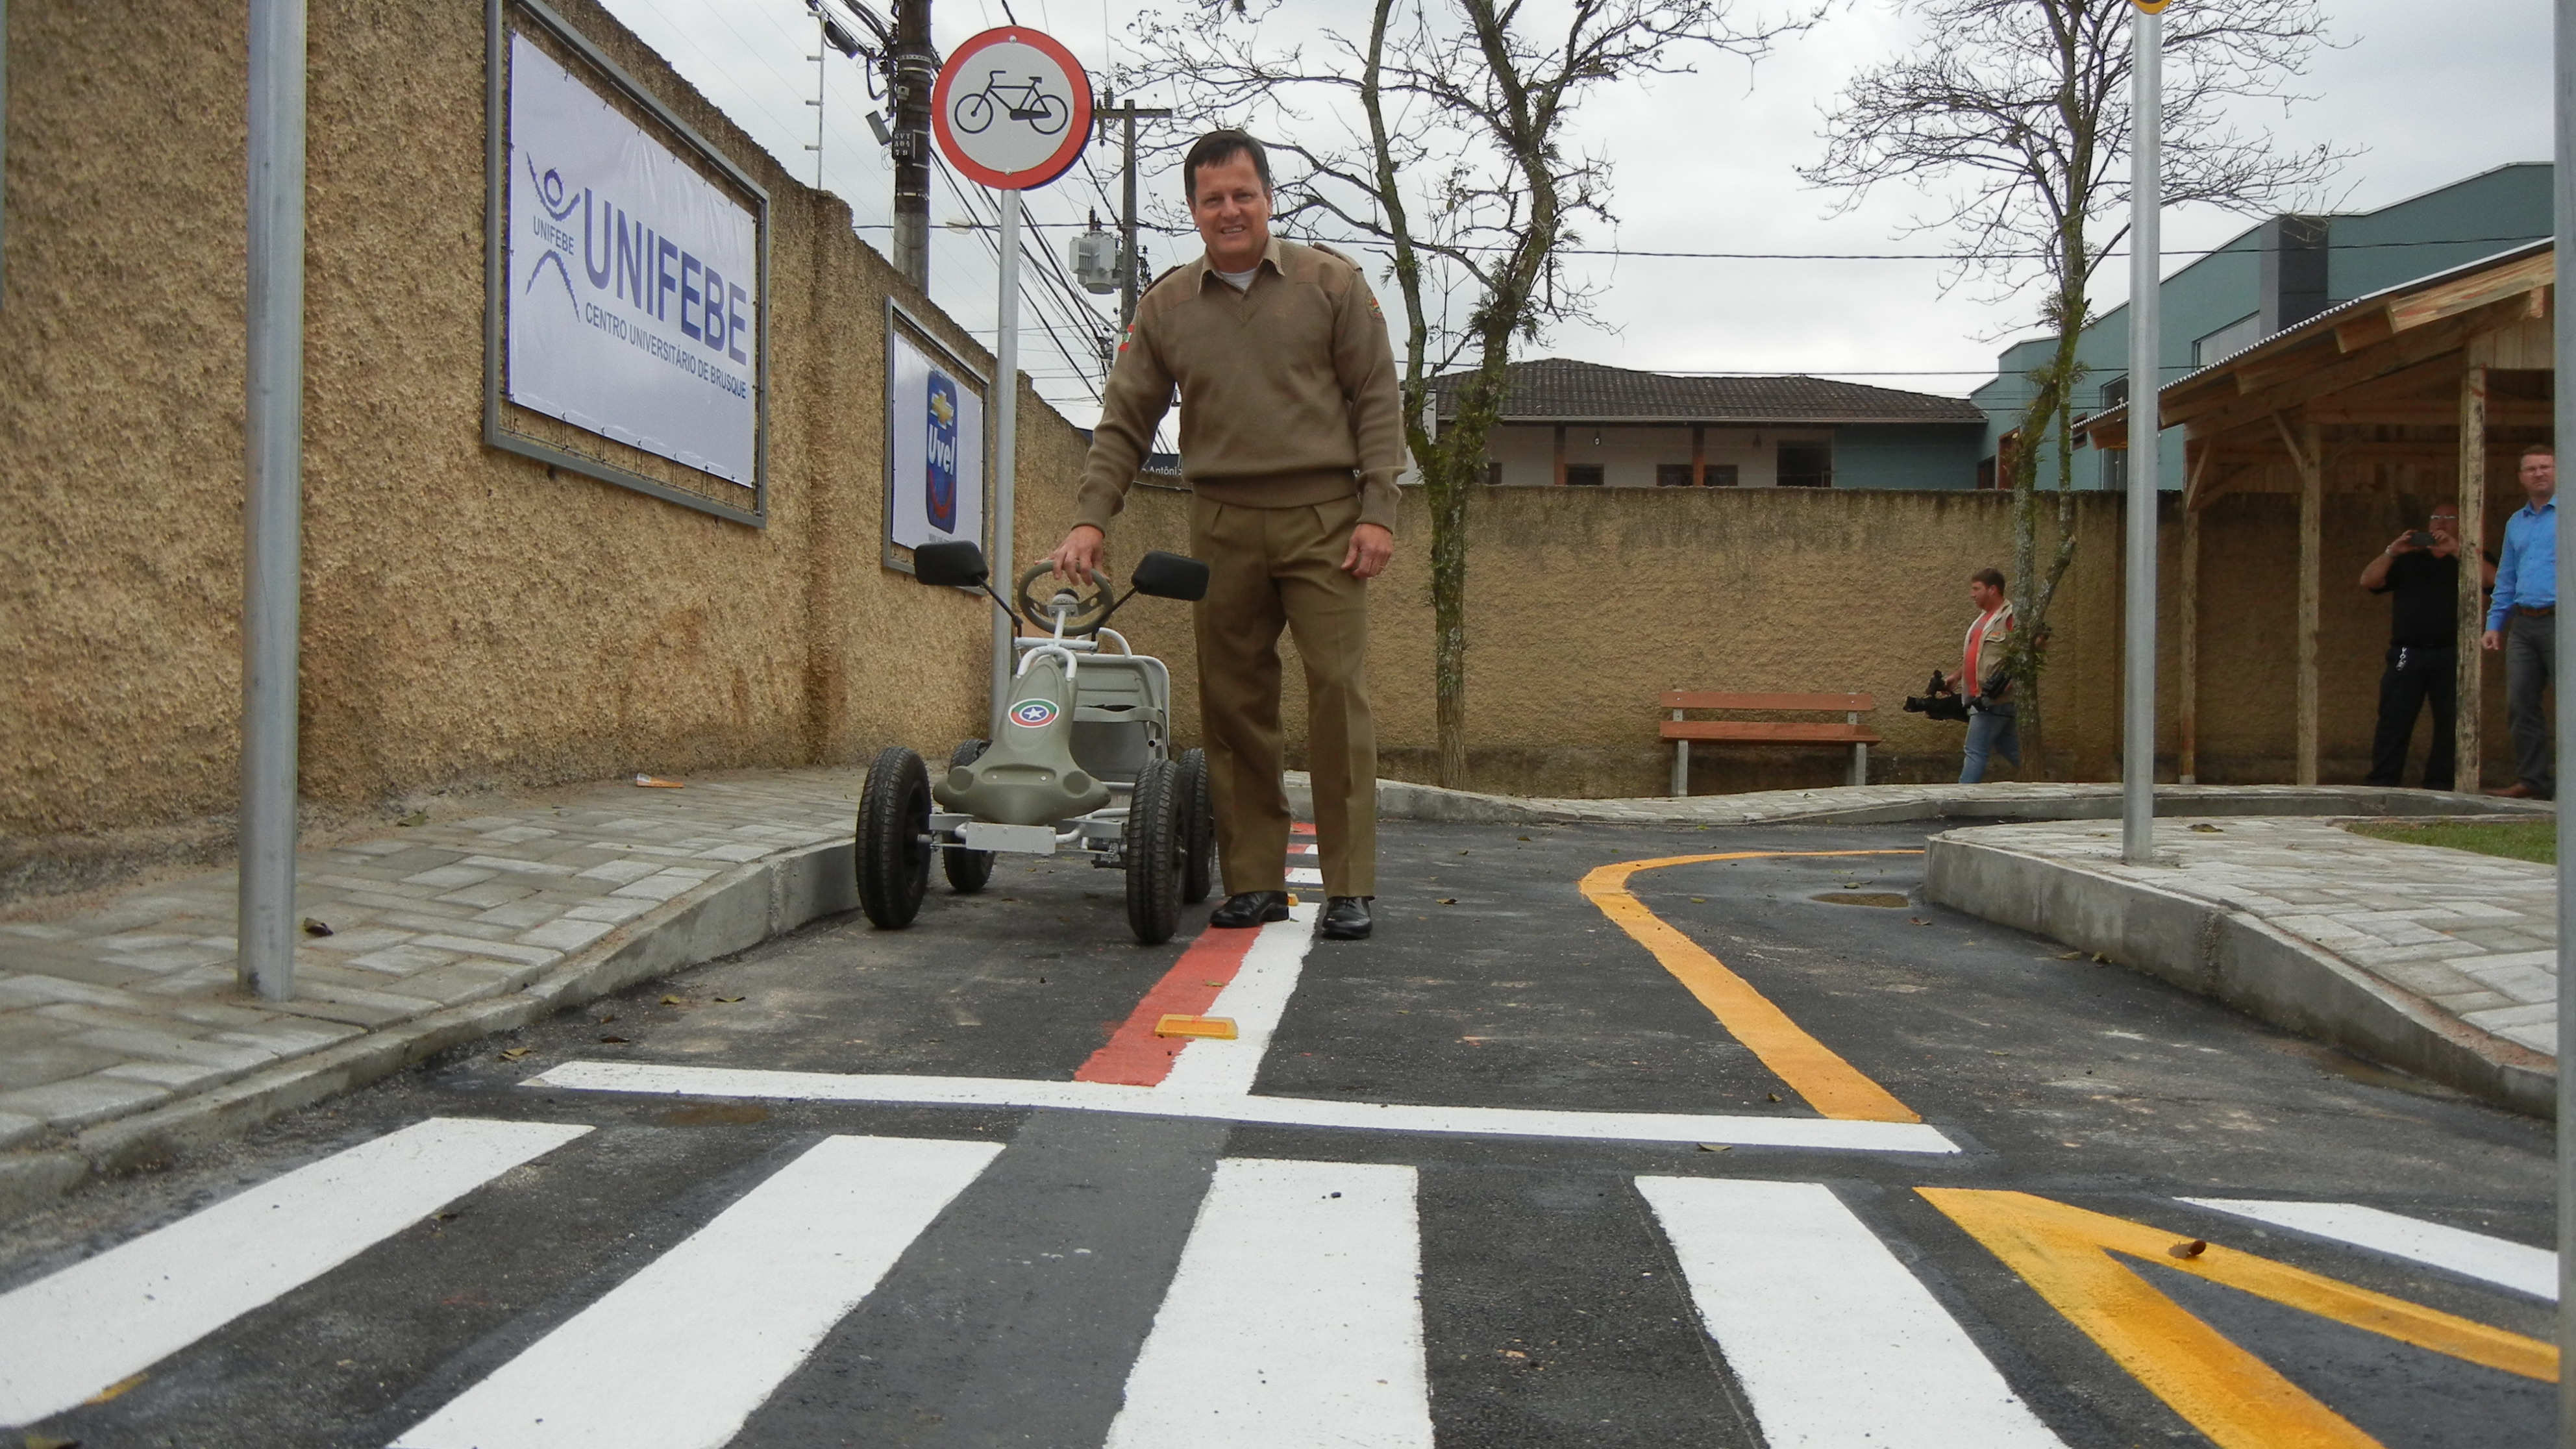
top-left (0, 769), bottom-right (867, 1154)
top-left (1947, 817), bottom-right (2559, 1057)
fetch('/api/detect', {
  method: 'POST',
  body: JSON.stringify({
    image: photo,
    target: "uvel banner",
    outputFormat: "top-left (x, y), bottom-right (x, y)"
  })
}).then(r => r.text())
top-left (508, 35), bottom-right (759, 486)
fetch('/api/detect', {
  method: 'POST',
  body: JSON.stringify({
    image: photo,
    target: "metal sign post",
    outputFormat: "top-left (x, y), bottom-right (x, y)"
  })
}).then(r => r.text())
top-left (239, 0), bottom-right (306, 1002)
top-left (2553, 0), bottom-right (2576, 1426)
top-left (2121, 0), bottom-right (2164, 867)
top-left (930, 27), bottom-right (1093, 732)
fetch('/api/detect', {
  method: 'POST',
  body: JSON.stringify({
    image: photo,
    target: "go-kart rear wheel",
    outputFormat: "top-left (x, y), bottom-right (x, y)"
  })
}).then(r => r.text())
top-left (1124, 758), bottom-right (1184, 945)
top-left (856, 746), bottom-right (932, 928)
top-left (1175, 748), bottom-right (1215, 904)
top-left (941, 739), bottom-right (995, 893)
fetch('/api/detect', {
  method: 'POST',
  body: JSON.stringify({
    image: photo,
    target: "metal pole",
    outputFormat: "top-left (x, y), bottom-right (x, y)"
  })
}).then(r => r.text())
top-left (238, 0), bottom-right (306, 1002)
top-left (2552, 0), bottom-right (2576, 1426)
top-left (989, 193), bottom-right (1021, 734)
top-left (2120, 1), bottom-right (2162, 867)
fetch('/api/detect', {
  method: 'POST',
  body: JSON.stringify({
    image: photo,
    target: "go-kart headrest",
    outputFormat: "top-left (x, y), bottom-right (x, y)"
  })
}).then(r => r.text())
top-left (1132, 551), bottom-right (1210, 602)
top-left (913, 541), bottom-right (988, 588)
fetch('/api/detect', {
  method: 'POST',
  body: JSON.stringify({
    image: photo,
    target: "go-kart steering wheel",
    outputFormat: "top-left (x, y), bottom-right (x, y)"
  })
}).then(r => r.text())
top-left (1015, 563), bottom-right (1114, 634)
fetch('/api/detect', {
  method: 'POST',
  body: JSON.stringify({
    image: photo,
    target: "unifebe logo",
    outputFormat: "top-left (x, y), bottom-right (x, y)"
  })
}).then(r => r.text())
top-left (1008, 699), bottom-right (1059, 728)
top-left (926, 372), bottom-right (960, 533)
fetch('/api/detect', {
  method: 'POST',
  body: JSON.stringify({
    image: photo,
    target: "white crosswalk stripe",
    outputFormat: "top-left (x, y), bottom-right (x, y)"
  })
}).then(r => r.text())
top-left (1105, 1158), bottom-right (1435, 1448)
top-left (1637, 1176), bottom-right (2068, 1449)
top-left (2182, 1196), bottom-right (2558, 1301)
top-left (390, 1133), bottom-right (1002, 1449)
top-left (0, 1117), bottom-right (591, 1428)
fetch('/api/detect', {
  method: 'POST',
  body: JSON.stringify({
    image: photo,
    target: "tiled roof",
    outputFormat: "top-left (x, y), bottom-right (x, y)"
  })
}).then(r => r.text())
top-left (1428, 358), bottom-right (1987, 425)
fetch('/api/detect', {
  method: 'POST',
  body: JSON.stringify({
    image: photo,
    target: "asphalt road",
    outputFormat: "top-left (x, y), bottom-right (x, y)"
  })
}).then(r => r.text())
top-left (0, 819), bottom-right (2555, 1448)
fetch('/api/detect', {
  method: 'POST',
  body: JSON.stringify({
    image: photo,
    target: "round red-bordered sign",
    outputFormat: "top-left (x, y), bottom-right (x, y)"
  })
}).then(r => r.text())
top-left (932, 28), bottom-right (1093, 192)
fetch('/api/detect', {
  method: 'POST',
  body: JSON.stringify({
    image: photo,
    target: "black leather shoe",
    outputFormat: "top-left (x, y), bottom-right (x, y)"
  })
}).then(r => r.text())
top-left (1319, 896), bottom-right (1374, 941)
top-left (1209, 891), bottom-right (1290, 928)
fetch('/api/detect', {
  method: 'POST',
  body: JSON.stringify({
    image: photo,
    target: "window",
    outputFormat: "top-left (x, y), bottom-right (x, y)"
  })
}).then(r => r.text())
top-left (1707, 464), bottom-right (1739, 488)
top-left (2101, 447), bottom-right (2127, 491)
top-left (2194, 314), bottom-right (2263, 367)
top-left (1656, 464), bottom-right (1693, 487)
top-left (1485, 458), bottom-right (1504, 486)
top-left (1563, 464), bottom-right (1605, 486)
top-left (1776, 442), bottom-right (1832, 488)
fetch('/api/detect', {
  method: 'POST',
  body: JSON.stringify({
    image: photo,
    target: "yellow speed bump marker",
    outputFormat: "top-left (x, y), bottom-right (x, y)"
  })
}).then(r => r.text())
top-left (1155, 1015), bottom-right (1238, 1039)
top-left (1583, 850), bottom-right (1924, 1124)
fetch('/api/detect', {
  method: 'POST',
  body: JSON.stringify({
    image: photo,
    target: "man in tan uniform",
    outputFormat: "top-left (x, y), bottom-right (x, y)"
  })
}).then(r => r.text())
top-left (1048, 129), bottom-right (1402, 941)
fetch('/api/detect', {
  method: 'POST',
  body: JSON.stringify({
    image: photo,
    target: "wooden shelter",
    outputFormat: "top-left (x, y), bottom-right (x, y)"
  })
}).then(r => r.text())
top-left (2080, 243), bottom-right (2555, 786)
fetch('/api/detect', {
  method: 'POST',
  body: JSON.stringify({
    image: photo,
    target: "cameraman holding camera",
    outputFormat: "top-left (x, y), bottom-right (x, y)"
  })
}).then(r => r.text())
top-left (2359, 502), bottom-right (2491, 792)
top-left (1954, 568), bottom-right (2018, 783)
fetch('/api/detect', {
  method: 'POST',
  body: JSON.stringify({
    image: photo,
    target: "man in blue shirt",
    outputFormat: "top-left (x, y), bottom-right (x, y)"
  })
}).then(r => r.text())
top-left (2481, 443), bottom-right (2558, 798)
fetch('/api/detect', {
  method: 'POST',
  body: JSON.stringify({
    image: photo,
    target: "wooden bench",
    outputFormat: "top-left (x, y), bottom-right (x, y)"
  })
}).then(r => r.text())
top-left (1661, 691), bottom-right (1881, 795)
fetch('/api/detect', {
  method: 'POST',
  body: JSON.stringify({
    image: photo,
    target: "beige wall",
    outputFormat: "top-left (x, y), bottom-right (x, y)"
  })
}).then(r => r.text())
top-left (0, 0), bottom-right (1154, 891)
top-left (0, 0), bottom-right (2532, 897)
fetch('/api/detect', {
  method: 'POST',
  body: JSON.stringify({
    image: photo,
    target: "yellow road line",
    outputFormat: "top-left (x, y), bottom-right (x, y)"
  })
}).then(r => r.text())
top-left (1580, 850), bottom-right (1923, 1124)
top-left (1924, 1188), bottom-right (2557, 1449)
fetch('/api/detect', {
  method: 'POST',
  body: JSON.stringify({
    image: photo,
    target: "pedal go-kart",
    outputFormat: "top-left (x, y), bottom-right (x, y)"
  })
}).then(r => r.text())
top-left (854, 539), bottom-right (1218, 945)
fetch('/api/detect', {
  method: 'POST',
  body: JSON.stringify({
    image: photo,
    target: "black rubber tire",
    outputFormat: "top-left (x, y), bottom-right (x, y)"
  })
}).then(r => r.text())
top-left (1176, 747), bottom-right (1216, 904)
top-left (941, 739), bottom-right (995, 893)
top-left (856, 746), bottom-right (932, 929)
top-left (1124, 758), bottom-right (1185, 945)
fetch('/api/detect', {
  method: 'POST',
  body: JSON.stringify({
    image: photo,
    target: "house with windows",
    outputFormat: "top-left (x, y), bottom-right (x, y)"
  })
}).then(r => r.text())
top-left (1972, 162), bottom-right (2553, 490)
top-left (1429, 358), bottom-right (1989, 489)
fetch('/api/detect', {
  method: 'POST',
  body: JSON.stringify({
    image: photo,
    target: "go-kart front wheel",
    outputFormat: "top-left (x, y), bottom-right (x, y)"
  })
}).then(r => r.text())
top-left (856, 746), bottom-right (932, 928)
top-left (1124, 758), bottom-right (1184, 945)
top-left (941, 739), bottom-right (995, 893)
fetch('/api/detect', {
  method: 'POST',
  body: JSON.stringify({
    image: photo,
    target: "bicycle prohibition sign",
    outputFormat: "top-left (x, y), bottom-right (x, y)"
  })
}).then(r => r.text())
top-left (952, 71), bottom-right (1069, 136)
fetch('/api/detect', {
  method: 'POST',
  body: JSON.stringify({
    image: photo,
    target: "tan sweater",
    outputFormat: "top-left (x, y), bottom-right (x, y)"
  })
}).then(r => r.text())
top-left (1073, 237), bottom-right (1406, 535)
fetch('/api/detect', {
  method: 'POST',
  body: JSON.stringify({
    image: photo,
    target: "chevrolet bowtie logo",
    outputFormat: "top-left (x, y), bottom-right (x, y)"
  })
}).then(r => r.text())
top-left (930, 391), bottom-right (956, 428)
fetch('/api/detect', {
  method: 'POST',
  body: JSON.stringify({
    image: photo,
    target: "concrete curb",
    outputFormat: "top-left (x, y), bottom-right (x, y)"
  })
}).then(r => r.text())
top-left (1923, 832), bottom-right (2555, 1118)
top-left (0, 840), bottom-right (858, 1226)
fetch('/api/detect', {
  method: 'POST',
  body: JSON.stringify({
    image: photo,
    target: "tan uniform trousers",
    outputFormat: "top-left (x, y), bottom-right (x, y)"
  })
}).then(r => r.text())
top-left (1189, 493), bottom-right (1377, 898)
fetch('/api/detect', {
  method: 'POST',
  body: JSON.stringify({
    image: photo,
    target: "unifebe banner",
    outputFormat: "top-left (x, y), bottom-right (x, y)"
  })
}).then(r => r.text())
top-left (508, 36), bottom-right (758, 486)
top-left (887, 326), bottom-right (985, 552)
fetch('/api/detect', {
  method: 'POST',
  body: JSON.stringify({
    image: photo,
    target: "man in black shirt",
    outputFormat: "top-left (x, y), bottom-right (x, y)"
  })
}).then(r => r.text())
top-left (2360, 503), bottom-right (2493, 789)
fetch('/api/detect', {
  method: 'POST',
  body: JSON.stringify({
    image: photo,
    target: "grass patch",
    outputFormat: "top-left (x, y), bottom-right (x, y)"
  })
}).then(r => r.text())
top-left (2344, 819), bottom-right (2557, 865)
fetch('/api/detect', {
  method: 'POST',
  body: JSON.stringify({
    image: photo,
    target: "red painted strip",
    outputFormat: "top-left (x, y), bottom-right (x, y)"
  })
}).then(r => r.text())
top-left (1291, 822), bottom-right (1317, 835)
top-left (1075, 926), bottom-right (1262, 1085)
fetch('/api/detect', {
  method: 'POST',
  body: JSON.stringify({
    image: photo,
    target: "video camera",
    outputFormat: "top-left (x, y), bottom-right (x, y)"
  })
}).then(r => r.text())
top-left (1903, 671), bottom-right (1971, 723)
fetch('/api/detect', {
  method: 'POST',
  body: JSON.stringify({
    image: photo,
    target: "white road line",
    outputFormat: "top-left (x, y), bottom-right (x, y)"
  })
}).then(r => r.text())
top-left (522, 1062), bottom-right (1959, 1154)
top-left (1158, 904), bottom-right (1317, 1095)
top-left (2181, 1197), bottom-right (2558, 1301)
top-left (1638, 1177), bottom-right (2067, 1449)
top-left (1286, 866), bottom-right (1324, 886)
top-left (391, 1133), bottom-right (1001, 1449)
top-left (1292, 844), bottom-right (1319, 856)
top-left (1104, 1158), bottom-right (1433, 1448)
top-left (0, 1117), bottom-right (591, 1428)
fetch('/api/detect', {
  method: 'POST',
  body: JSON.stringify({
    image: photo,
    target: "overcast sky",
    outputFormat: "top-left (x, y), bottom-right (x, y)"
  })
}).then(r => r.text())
top-left (602, 0), bottom-right (2552, 425)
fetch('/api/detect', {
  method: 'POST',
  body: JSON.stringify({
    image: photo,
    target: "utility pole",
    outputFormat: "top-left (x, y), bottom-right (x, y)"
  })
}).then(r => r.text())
top-left (891, 0), bottom-right (934, 291)
top-left (804, 20), bottom-right (824, 189)
top-left (2120, 0), bottom-right (2162, 867)
top-left (1100, 94), bottom-right (1172, 330)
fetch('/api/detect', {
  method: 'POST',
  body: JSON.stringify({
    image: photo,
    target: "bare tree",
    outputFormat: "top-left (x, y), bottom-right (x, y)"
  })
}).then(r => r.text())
top-left (1805, 0), bottom-right (2341, 771)
top-left (1126, 0), bottom-right (1806, 788)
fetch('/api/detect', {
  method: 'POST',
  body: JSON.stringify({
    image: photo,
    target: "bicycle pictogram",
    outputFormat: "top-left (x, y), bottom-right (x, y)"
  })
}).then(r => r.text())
top-left (952, 71), bottom-right (1069, 136)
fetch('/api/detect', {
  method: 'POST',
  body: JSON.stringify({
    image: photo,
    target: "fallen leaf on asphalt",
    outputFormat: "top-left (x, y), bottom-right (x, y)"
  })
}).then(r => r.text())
top-left (596, 1015), bottom-right (617, 1024)
top-left (1437, 898), bottom-right (1458, 906)
top-left (598, 1035), bottom-right (630, 1043)
top-left (660, 995), bottom-right (685, 1006)
top-left (2056, 950), bottom-right (2085, 960)
top-left (82, 1371), bottom-right (147, 1405)
top-left (1502, 1349), bottom-right (1528, 1359)
top-left (301, 917), bottom-right (334, 937)
top-left (2091, 952), bottom-right (2112, 963)
top-left (397, 810), bottom-right (428, 827)
top-left (1689, 897), bottom-right (1706, 904)
top-left (1517, 835), bottom-right (1532, 842)
top-left (497, 1046), bottom-right (532, 1061)
top-left (1910, 917), bottom-right (1930, 926)
top-left (1697, 1143), bottom-right (1731, 1152)
top-left (714, 995), bottom-right (745, 1003)
top-left (1766, 1093), bottom-right (1782, 1102)
top-left (2168, 1239), bottom-right (2209, 1259)
top-left (23, 1433), bottom-right (82, 1449)
top-left (2188, 823), bottom-right (2222, 834)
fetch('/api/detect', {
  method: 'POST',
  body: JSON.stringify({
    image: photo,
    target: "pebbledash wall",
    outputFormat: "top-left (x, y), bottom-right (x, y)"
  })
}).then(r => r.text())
top-left (0, 1), bottom-right (2527, 892)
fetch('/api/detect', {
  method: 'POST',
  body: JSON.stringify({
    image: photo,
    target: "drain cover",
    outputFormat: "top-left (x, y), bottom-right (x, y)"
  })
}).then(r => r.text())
top-left (1811, 891), bottom-right (1911, 908)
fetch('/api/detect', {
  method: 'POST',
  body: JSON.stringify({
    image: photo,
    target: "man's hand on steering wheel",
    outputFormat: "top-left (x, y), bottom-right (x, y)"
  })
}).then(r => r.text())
top-left (1050, 525), bottom-right (1105, 582)
top-left (1342, 522), bottom-right (1394, 580)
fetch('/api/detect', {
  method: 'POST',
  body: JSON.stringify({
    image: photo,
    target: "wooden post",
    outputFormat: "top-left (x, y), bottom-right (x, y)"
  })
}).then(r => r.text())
top-left (2457, 365), bottom-right (2488, 790)
top-left (2179, 502), bottom-right (2200, 784)
top-left (2275, 412), bottom-right (2323, 785)
top-left (1553, 424), bottom-right (1567, 487)
top-left (1692, 424), bottom-right (1707, 488)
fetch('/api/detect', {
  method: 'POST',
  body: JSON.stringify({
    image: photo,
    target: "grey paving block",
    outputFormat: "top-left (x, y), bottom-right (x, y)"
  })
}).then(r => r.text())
top-left (342, 838), bottom-right (417, 856)
top-left (402, 865), bottom-right (499, 890)
top-left (307, 926), bottom-right (421, 955)
top-left (460, 854), bottom-right (578, 878)
top-left (0, 1111), bottom-right (43, 1150)
top-left (308, 873), bottom-right (439, 898)
top-left (472, 901), bottom-right (565, 929)
top-left (576, 858), bottom-right (667, 885)
top-left (456, 815), bottom-right (526, 831)
top-left (611, 871), bottom-right (714, 903)
top-left (562, 898), bottom-right (655, 924)
top-left (368, 908), bottom-right (512, 936)
top-left (347, 943), bottom-right (467, 975)
top-left (210, 1019), bottom-right (365, 1054)
top-left (519, 917), bottom-right (617, 952)
top-left (101, 1058), bottom-right (240, 1093)
top-left (0, 1041), bottom-right (131, 1092)
top-left (166, 999), bottom-right (293, 1030)
top-left (64, 1026), bottom-right (274, 1075)
top-left (264, 995), bottom-right (418, 1028)
top-left (0, 972), bottom-right (155, 1011)
top-left (436, 881), bottom-right (537, 909)
top-left (395, 961), bottom-right (531, 1007)
top-left (408, 934), bottom-right (562, 969)
top-left (0, 1073), bottom-right (171, 1128)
